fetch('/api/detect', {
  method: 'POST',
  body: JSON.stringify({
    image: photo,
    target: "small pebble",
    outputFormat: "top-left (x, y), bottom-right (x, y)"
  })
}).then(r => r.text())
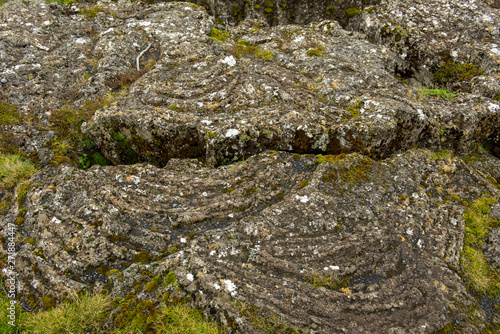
top-left (0, 78), bottom-right (6, 84)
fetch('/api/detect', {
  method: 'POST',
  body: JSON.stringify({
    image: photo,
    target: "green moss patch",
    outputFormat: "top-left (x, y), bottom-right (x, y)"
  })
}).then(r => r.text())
top-left (307, 45), bottom-right (326, 57)
top-left (418, 88), bottom-right (456, 99)
top-left (306, 272), bottom-right (350, 290)
top-left (297, 179), bottom-right (308, 189)
top-left (316, 153), bottom-right (346, 164)
top-left (345, 7), bottom-right (361, 17)
top-left (132, 250), bottom-right (152, 264)
top-left (209, 28), bottom-right (229, 44)
top-left (460, 197), bottom-right (500, 294)
top-left (0, 99), bottom-right (22, 126)
top-left (433, 61), bottom-right (484, 86)
top-left (233, 42), bottom-right (275, 61)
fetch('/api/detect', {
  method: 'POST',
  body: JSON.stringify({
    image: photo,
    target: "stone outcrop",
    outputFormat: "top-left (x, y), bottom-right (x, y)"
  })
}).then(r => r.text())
top-left (1, 0), bottom-right (500, 332)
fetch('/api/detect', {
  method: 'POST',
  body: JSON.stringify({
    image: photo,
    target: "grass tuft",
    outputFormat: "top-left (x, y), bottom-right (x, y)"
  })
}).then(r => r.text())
top-left (23, 293), bottom-right (112, 334)
top-left (0, 154), bottom-right (37, 189)
top-left (153, 303), bottom-right (223, 334)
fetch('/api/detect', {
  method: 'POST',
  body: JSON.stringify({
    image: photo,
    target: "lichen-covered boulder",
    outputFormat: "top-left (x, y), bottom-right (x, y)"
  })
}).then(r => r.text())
top-left (4, 149), bottom-right (499, 332)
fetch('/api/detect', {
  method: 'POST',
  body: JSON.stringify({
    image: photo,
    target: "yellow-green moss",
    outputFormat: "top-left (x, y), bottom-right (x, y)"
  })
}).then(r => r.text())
top-left (418, 88), bottom-right (456, 99)
top-left (322, 156), bottom-right (372, 184)
top-left (494, 92), bottom-right (500, 101)
top-left (460, 197), bottom-right (500, 294)
top-left (306, 272), bottom-right (350, 290)
top-left (325, 4), bottom-right (335, 16)
top-left (132, 250), bottom-right (152, 264)
top-left (114, 298), bottom-right (158, 332)
top-left (433, 61), bottom-right (484, 86)
top-left (316, 153), bottom-right (346, 164)
top-left (345, 7), bottom-right (361, 17)
top-left (233, 43), bottom-right (275, 61)
top-left (422, 149), bottom-right (453, 160)
top-left (105, 269), bottom-right (120, 277)
top-left (297, 179), bottom-right (308, 189)
top-left (144, 280), bottom-right (159, 292)
top-left (0, 99), bottom-right (22, 125)
top-left (346, 100), bottom-right (364, 119)
top-left (79, 5), bottom-right (106, 20)
top-left (209, 28), bottom-right (229, 44)
top-left (164, 271), bottom-right (178, 287)
top-left (307, 46), bottom-right (326, 57)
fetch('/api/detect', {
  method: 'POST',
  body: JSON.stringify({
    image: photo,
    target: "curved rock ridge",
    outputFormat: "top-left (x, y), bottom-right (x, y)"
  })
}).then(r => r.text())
top-left (0, 0), bottom-right (499, 166)
top-left (6, 149), bottom-right (500, 332)
top-left (75, 1), bottom-right (499, 166)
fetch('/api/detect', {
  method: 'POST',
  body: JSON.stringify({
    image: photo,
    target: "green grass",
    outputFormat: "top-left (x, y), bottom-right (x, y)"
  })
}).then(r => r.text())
top-left (153, 304), bottom-right (224, 334)
top-left (48, 95), bottom-right (114, 168)
top-left (0, 154), bottom-right (37, 189)
top-left (460, 197), bottom-right (500, 294)
top-left (0, 269), bottom-right (226, 333)
top-left (0, 289), bottom-right (226, 334)
top-left (418, 88), bottom-right (456, 99)
top-left (0, 281), bottom-right (25, 333)
top-left (23, 293), bottom-right (112, 334)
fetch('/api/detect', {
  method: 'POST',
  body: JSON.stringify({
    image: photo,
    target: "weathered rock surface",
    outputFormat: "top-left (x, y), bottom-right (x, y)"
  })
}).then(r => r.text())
top-left (5, 149), bottom-right (500, 332)
top-left (1, 0), bottom-right (500, 333)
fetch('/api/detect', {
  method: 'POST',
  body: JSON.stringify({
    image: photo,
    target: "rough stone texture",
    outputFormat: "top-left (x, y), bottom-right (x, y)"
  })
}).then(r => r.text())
top-left (1, 0), bottom-right (499, 164)
top-left (5, 149), bottom-right (500, 332)
top-left (1, 0), bottom-right (500, 333)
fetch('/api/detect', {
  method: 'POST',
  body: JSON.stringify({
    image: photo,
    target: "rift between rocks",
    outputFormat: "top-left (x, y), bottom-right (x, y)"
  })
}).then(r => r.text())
top-left (1, 0), bottom-right (500, 333)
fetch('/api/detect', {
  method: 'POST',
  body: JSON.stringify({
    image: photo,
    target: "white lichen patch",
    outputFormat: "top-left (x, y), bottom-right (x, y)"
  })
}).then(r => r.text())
top-left (488, 103), bottom-right (499, 113)
top-left (223, 279), bottom-right (237, 296)
top-left (225, 129), bottom-right (239, 138)
top-left (220, 55), bottom-right (236, 67)
top-left (295, 195), bottom-right (309, 203)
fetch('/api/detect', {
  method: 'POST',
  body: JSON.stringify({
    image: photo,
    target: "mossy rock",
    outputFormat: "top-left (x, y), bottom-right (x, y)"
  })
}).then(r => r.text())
top-left (132, 250), bottom-right (152, 263)
top-left (345, 7), bottom-right (361, 17)
top-left (433, 61), bottom-right (484, 86)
